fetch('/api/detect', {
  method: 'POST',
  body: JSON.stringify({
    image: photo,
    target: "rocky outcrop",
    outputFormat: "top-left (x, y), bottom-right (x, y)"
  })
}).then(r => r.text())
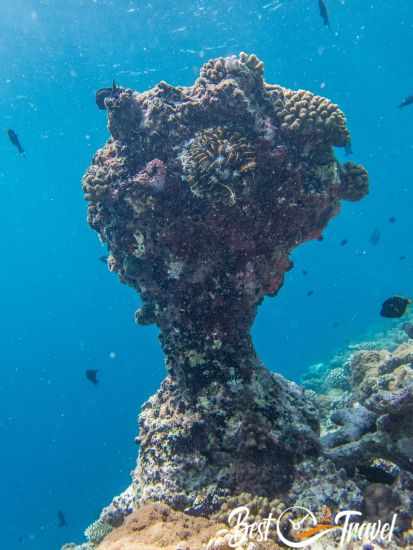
top-left (81, 51), bottom-right (367, 512)
top-left (68, 52), bottom-right (370, 549)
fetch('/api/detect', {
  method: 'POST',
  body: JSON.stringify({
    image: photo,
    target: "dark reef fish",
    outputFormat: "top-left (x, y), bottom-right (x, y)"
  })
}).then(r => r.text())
top-left (85, 369), bottom-right (99, 385)
top-left (357, 464), bottom-right (396, 485)
top-left (96, 80), bottom-right (119, 110)
top-left (307, 290), bottom-right (314, 296)
top-left (57, 510), bottom-right (67, 527)
top-left (369, 228), bottom-right (381, 246)
top-left (318, 0), bottom-right (330, 28)
top-left (99, 255), bottom-right (108, 264)
top-left (7, 128), bottom-right (24, 154)
top-left (380, 296), bottom-right (412, 319)
top-left (340, 239), bottom-right (348, 246)
top-left (388, 216), bottom-right (396, 224)
top-left (399, 95), bottom-right (413, 109)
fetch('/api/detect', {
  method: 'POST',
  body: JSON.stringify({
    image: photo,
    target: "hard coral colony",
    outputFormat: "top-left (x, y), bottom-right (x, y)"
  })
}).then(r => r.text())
top-left (80, 53), bottom-right (370, 543)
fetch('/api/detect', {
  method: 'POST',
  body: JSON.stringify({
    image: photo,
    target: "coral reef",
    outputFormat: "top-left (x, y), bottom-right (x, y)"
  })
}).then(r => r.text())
top-left (84, 519), bottom-right (113, 546)
top-left (100, 483), bottom-right (140, 526)
top-left (136, 370), bottom-right (324, 512)
top-left (68, 331), bottom-right (413, 548)
top-left (301, 316), bottom-right (412, 395)
top-left (321, 405), bottom-right (377, 448)
top-left (72, 52), bottom-right (373, 547)
top-left (305, 327), bottom-right (413, 547)
top-left (71, 499), bottom-right (407, 550)
top-left (326, 343), bottom-right (413, 473)
top-left (65, 503), bottom-right (231, 550)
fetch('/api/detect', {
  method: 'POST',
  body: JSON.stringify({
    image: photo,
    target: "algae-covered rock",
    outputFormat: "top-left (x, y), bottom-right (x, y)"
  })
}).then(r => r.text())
top-left (76, 52), bottom-right (370, 546)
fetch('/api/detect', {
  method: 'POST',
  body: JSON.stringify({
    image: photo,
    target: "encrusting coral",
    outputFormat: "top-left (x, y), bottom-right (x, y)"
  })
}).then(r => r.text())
top-left (71, 53), bottom-right (372, 548)
top-left (84, 519), bottom-right (113, 546)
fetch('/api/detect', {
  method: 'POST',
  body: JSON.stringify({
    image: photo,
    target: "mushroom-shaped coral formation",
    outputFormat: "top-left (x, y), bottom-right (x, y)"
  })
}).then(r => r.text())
top-left (82, 53), bottom-right (368, 516)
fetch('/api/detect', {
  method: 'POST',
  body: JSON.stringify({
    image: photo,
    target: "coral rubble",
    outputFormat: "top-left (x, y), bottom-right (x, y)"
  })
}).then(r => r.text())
top-left (326, 343), bottom-right (413, 474)
top-left (72, 53), bottom-right (373, 547)
top-left (306, 323), bottom-right (413, 547)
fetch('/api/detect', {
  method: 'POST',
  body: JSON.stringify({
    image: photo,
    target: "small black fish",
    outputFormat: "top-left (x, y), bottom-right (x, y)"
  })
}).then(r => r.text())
top-left (388, 216), bottom-right (396, 224)
top-left (369, 228), bottom-right (381, 246)
top-left (380, 296), bottom-right (412, 319)
top-left (399, 95), bottom-right (413, 109)
top-left (302, 269), bottom-right (308, 276)
top-left (96, 80), bottom-right (119, 110)
top-left (58, 510), bottom-right (67, 527)
top-left (307, 290), bottom-right (314, 297)
top-left (318, 0), bottom-right (330, 28)
top-left (86, 369), bottom-right (99, 385)
top-left (400, 255), bottom-right (407, 261)
top-left (7, 128), bottom-right (24, 154)
top-left (99, 255), bottom-right (108, 264)
top-left (340, 239), bottom-right (348, 246)
top-left (357, 465), bottom-right (396, 485)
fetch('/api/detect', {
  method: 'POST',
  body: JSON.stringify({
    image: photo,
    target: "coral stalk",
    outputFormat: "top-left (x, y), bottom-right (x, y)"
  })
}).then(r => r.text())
top-left (82, 52), bottom-right (368, 516)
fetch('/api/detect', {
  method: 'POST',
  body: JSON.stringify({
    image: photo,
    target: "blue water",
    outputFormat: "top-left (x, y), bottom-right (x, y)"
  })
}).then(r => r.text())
top-left (1, 1), bottom-right (412, 548)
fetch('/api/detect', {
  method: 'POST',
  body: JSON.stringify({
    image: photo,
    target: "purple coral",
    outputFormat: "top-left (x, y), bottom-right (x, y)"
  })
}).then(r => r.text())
top-left (134, 159), bottom-right (167, 193)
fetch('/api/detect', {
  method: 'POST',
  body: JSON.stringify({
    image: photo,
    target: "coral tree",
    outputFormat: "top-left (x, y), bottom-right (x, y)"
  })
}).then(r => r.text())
top-left (83, 53), bottom-right (368, 516)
